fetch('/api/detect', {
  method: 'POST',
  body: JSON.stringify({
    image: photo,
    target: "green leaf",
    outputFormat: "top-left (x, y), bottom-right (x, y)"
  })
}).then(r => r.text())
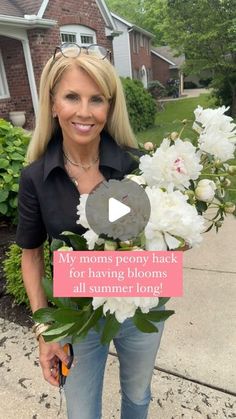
top-left (1, 174), bottom-right (12, 183)
top-left (33, 307), bottom-right (58, 323)
top-left (61, 231), bottom-right (88, 250)
top-left (11, 152), bottom-right (24, 161)
top-left (0, 159), bottom-right (9, 169)
top-left (73, 297), bottom-right (93, 308)
top-left (100, 314), bottom-right (121, 345)
top-left (53, 308), bottom-right (84, 323)
top-left (0, 202), bottom-right (8, 215)
top-left (43, 322), bottom-right (75, 336)
top-left (0, 190), bottom-right (9, 203)
top-left (42, 276), bottom-right (53, 299)
top-left (50, 239), bottom-right (65, 251)
top-left (145, 310), bottom-right (175, 323)
top-left (133, 315), bottom-right (158, 333)
top-left (157, 297), bottom-right (171, 308)
top-left (11, 183), bottom-right (19, 192)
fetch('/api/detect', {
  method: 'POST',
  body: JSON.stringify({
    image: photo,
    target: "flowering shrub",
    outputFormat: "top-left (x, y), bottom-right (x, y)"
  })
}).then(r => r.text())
top-left (33, 106), bottom-right (236, 344)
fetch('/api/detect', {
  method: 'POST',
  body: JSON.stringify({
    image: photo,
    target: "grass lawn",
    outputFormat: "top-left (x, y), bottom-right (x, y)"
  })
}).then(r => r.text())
top-left (136, 93), bottom-right (213, 145)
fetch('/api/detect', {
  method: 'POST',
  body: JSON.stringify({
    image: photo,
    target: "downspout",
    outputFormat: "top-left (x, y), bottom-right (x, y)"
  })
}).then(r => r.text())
top-left (21, 38), bottom-right (38, 115)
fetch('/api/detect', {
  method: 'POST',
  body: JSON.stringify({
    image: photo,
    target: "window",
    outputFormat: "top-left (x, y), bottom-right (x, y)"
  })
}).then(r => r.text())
top-left (61, 33), bottom-right (76, 43)
top-left (80, 35), bottom-right (94, 45)
top-left (133, 32), bottom-right (140, 54)
top-left (140, 34), bottom-right (144, 47)
top-left (60, 25), bottom-right (96, 46)
top-left (0, 50), bottom-right (9, 99)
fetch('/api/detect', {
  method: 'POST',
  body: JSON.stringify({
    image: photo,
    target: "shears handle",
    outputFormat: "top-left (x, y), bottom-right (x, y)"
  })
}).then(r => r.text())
top-left (57, 343), bottom-right (74, 387)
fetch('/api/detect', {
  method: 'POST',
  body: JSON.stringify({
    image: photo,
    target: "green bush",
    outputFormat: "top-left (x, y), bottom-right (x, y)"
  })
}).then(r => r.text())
top-left (0, 119), bottom-right (30, 223)
top-left (147, 80), bottom-right (167, 99)
top-left (3, 242), bottom-right (52, 307)
top-left (121, 78), bottom-right (156, 132)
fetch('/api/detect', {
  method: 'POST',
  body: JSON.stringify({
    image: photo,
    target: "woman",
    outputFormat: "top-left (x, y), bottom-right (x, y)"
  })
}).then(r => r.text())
top-left (16, 43), bottom-right (164, 419)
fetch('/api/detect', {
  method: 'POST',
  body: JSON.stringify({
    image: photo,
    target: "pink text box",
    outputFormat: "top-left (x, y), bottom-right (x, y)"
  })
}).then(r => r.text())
top-left (53, 251), bottom-right (183, 297)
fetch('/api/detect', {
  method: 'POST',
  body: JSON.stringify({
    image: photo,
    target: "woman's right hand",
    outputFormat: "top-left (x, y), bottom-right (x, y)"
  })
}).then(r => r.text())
top-left (38, 336), bottom-right (70, 387)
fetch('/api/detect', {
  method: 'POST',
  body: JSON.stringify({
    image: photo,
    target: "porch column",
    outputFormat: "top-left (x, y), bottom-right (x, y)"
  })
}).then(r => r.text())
top-left (22, 39), bottom-right (38, 115)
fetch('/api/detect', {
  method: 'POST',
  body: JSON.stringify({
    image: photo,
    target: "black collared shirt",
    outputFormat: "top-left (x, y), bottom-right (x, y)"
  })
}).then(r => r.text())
top-left (16, 130), bottom-right (141, 249)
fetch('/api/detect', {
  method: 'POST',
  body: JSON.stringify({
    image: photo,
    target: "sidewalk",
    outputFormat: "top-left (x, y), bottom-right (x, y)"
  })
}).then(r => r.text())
top-left (0, 215), bottom-right (236, 418)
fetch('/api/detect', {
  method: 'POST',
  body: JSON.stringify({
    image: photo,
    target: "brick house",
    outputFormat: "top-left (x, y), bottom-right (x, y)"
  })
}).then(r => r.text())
top-left (151, 46), bottom-right (185, 95)
top-left (111, 12), bottom-right (154, 88)
top-left (0, 0), bottom-right (118, 128)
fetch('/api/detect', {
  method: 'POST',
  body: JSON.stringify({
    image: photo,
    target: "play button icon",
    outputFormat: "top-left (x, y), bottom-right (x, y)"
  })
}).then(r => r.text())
top-left (85, 178), bottom-right (151, 241)
top-left (108, 198), bottom-right (131, 222)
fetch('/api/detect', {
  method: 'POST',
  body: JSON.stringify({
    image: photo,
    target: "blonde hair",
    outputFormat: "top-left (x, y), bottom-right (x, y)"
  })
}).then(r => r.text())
top-left (27, 52), bottom-right (137, 162)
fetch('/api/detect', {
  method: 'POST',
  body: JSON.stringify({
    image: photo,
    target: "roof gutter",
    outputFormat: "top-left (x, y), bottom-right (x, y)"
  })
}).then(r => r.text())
top-left (128, 26), bottom-right (154, 39)
top-left (0, 14), bottom-right (56, 28)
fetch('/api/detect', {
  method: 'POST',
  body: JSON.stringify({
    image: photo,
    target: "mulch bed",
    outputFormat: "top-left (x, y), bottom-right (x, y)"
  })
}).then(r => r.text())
top-left (0, 222), bottom-right (33, 328)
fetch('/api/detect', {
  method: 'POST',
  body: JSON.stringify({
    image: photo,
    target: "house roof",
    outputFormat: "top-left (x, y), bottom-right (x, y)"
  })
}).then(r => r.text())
top-left (0, 0), bottom-right (24, 17)
top-left (151, 46), bottom-right (185, 68)
top-left (0, 0), bottom-right (117, 30)
top-left (111, 12), bottom-right (154, 38)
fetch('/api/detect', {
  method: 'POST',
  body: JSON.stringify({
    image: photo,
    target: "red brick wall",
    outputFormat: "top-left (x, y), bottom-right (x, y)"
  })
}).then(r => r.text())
top-left (1, 0), bottom-right (113, 129)
top-left (151, 53), bottom-right (171, 85)
top-left (129, 31), bottom-right (152, 81)
top-left (0, 36), bottom-right (34, 128)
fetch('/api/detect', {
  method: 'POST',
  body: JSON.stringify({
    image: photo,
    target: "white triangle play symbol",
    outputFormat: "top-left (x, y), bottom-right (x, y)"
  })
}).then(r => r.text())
top-left (108, 197), bottom-right (131, 223)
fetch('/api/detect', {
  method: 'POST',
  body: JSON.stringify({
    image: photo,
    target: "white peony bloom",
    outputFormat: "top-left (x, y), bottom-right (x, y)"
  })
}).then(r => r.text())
top-left (195, 179), bottom-right (216, 203)
top-left (194, 106), bottom-right (236, 162)
top-left (144, 186), bottom-right (205, 250)
top-left (194, 106), bottom-right (236, 138)
top-left (198, 131), bottom-right (235, 162)
top-left (82, 229), bottom-right (104, 250)
top-left (139, 138), bottom-right (202, 190)
top-left (76, 194), bottom-right (90, 228)
top-left (92, 297), bottom-right (159, 323)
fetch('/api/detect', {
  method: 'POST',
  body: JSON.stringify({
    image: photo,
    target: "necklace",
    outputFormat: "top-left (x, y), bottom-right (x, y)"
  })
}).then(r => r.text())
top-left (63, 150), bottom-right (99, 170)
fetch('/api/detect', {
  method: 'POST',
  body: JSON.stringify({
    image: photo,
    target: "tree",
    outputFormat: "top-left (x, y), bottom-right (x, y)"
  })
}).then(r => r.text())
top-left (162, 0), bottom-right (236, 116)
top-left (106, 0), bottom-right (167, 45)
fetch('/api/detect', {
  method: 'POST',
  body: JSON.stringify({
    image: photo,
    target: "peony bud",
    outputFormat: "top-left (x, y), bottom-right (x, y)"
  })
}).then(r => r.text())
top-left (224, 202), bottom-right (236, 214)
top-left (182, 119), bottom-right (188, 125)
top-left (170, 131), bottom-right (179, 141)
top-left (214, 159), bottom-right (222, 169)
top-left (104, 240), bottom-right (118, 250)
top-left (143, 141), bottom-right (154, 151)
top-left (195, 179), bottom-right (216, 203)
top-left (215, 220), bottom-right (223, 228)
top-left (58, 246), bottom-right (73, 251)
top-left (221, 178), bottom-right (231, 187)
top-left (119, 240), bottom-right (133, 248)
top-left (228, 165), bottom-right (236, 175)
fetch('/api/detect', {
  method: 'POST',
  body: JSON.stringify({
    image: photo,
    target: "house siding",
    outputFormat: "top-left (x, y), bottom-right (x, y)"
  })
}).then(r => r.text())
top-left (112, 18), bottom-right (132, 78)
top-left (151, 53), bottom-right (171, 85)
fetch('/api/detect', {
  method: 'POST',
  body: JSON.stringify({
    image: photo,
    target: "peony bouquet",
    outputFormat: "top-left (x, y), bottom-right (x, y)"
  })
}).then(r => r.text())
top-left (33, 106), bottom-right (236, 344)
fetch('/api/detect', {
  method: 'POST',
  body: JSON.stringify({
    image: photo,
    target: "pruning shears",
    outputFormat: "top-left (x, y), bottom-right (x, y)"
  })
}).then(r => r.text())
top-left (56, 343), bottom-right (74, 416)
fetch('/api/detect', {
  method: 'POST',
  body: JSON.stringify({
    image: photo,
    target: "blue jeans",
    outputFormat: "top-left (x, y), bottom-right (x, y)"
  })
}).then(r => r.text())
top-left (64, 317), bottom-right (164, 419)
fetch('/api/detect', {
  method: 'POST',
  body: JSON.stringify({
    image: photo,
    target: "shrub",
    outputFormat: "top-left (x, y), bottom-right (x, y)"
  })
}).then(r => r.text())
top-left (0, 119), bottom-right (30, 223)
top-left (121, 78), bottom-right (156, 132)
top-left (3, 242), bottom-right (52, 307)
top-left (147, 80), bottom-right (167, 99)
